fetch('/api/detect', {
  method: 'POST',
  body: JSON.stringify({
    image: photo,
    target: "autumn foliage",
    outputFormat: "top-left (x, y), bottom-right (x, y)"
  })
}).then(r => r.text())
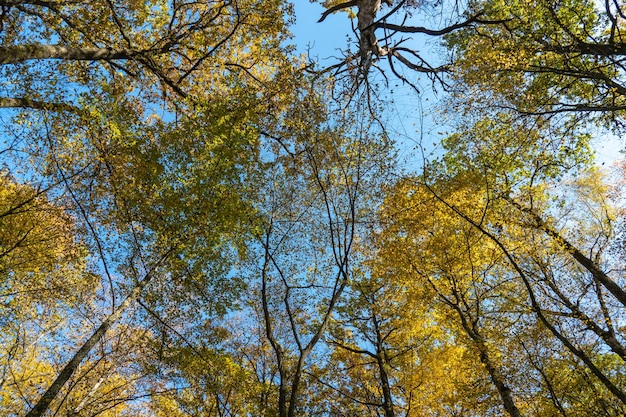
top-left (1, 0), bottom-right (626, 416)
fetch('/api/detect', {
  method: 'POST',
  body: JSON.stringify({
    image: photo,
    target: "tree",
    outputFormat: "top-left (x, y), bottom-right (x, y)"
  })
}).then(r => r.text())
top-left (314, 0), bottom-right (506, 89)
top-left (0, 1), bottom-right (313, 415)
top-left (446, 0), bottom-right (626, 127)
top-left (0, 174), bottom-right (97, 415)
top-left (374, 173), bottom-right (530, 416)
top-left (370, 106), bottom-right (626, 415)
top-left (7, 1), bottom-right (626, 415)
top-left (320, 261), bottom-right (482, 417)
top-left (0, 0), bottom-right (291, 107)
top-left (248, 93), bottom-right (391, 417)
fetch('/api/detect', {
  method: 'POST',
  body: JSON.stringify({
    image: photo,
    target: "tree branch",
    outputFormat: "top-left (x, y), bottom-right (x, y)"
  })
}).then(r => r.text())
top-left (0, 44), bottom-right (158, 65)
top-left (0, 96), bottom-right (81, 112)
top-left (376, 14), bottom-right (510, 37)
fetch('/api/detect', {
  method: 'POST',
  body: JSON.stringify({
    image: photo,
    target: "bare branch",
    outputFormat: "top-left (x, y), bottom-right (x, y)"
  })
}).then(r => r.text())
top-left (375, 14), bottom-right (510, 37)
top-left (318, 0), bottom-right (357, 23)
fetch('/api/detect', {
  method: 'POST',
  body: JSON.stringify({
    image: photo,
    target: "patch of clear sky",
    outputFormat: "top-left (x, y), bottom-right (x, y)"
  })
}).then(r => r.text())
top-left (289, 1), bottom-right (447, 174)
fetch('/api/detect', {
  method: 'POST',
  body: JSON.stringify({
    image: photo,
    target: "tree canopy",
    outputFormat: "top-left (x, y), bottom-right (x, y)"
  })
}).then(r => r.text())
top-left (2, 0), bottom-right (626, 416)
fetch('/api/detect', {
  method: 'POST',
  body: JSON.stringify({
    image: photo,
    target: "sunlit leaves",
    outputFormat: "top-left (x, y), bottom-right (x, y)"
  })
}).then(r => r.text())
top-left (0, 174), bottom-right (93, 315)
top-left (447, 0), bottom-right (626, 126)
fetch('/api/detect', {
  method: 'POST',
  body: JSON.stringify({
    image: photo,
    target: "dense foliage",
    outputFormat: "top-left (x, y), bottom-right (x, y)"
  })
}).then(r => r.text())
top-left (1, 0), bottom-right (626, 416)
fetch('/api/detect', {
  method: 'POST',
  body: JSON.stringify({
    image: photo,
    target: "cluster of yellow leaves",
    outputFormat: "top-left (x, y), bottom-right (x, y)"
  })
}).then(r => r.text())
top-left (0, 349), bottom-right (139, 417)
top-left (0, 174), bottom-right (94, 312)
top-left (0, 351), bottom-right (57, 415)
top-left (371, 173), bottom-right (545, 414)
top-left (149, 346), bottom-right (274, 417)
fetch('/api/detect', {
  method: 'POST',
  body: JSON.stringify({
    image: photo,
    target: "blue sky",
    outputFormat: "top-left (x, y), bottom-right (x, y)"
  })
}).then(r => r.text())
top-left (288, 1), bottom-right (623, 168)
top-left (290, 1), bottom-right (353, 59)
top-left (289, 1), bottom-right (445, 169)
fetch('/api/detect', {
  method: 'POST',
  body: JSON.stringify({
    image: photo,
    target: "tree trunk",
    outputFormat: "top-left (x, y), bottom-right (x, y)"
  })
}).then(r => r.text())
top-left (24, 246), bottom-right (174, 417)
top-left (0, 44), bottom-right (144, 65)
